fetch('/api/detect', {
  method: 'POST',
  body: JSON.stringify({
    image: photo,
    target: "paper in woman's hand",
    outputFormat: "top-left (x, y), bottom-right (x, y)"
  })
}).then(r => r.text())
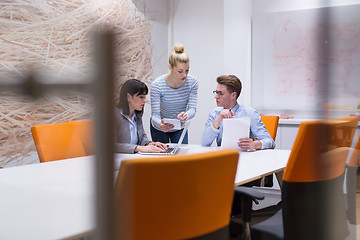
top-left (221, 117), bottom-right (250, 149)
top-left (163, 118), bottom-right (181, 130)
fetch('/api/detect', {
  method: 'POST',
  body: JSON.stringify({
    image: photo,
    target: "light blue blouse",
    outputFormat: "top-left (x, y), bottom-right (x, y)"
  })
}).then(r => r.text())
top-left (120, 110), bottom-right (138, 145)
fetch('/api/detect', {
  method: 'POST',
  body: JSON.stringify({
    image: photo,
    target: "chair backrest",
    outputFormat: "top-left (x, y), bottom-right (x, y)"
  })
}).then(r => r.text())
top-left (283, 116), bottom-right (358, 182)
top-left (282, 116), bottom-right (358, 240)
top-left (71, 120), bottom-right (94, 155)
top-left (346, 135), bottom-right (360, 224)
top-left (348, 135), bottom-right (360, 168)
top-left (114, 149), bottom-right (239, 240)
top-left (31, 120), bottom-right (93, 162)
top-left (260, 115), bottom-right (279, 141)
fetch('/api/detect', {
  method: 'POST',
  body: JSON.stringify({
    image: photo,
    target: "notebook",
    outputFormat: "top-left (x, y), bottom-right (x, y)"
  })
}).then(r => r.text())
top-left (139, 121), bottom-right (190, 155)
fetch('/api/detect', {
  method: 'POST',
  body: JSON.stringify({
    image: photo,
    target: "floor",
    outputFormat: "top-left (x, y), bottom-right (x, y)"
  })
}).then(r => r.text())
top-left (230, 171), bottom-right (360, 240)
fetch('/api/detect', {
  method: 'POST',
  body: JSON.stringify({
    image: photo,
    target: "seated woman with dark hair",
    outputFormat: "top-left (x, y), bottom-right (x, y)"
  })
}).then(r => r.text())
top-left (115, 79), bottom-right (167, 154)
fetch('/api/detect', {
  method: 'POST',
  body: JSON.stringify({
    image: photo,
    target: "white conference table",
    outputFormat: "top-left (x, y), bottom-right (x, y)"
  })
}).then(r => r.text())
top-left (0, 146), bottom-right (290, 240)
top-left (114, 145), bottom-right (291, 186)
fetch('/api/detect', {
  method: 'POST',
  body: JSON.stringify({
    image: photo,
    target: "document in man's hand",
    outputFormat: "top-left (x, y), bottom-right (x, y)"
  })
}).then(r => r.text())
top-left (221, 117), bottom-right (250, 149)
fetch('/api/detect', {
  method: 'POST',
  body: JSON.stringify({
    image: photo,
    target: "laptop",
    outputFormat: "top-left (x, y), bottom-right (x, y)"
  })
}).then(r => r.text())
top-left (139, 121), bottom-right (190, 155)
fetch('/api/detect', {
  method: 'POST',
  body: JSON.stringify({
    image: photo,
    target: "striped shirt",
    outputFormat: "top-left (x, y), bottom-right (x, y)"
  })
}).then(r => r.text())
top-left (150, 74), bottom-right (198, 131)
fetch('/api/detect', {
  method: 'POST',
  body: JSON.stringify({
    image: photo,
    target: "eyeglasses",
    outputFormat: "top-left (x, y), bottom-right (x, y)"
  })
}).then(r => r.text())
top-left (213, 90), bottom-right (226, 96)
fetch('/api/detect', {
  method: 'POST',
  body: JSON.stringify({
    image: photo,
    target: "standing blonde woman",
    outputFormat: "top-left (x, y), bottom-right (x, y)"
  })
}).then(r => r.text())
top-left (150, 43), bottom-right (198, 144)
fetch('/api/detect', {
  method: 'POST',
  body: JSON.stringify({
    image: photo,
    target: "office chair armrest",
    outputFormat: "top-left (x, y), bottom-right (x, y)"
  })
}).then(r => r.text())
top-left (234, 186), bottom-right (264, 204)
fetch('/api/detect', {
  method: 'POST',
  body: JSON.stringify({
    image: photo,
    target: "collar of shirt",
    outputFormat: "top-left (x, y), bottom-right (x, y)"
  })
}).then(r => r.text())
top-left (120, 109), bottom-right (138, 145)
top-left (120, 109), bottom-right (137, 125)
top-left (230, 103), bottom-right (240, 113)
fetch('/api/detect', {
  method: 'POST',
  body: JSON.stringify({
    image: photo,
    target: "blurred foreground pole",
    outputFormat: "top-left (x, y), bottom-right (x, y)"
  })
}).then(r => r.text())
top-left (0, 31), bottom-right (116, 239)
top-left (93, 31), bottom-right (115, 240)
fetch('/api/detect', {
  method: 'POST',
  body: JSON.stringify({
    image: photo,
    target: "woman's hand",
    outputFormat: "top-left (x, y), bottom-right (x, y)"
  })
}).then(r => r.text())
top-left (135, 144), bottom-right (167, 153)
top-left (147, 142), bottom-right (167, 151)
top-left (237, 138), bottom-right (262, 151)
top-left (177, 112), bottom-right (188, 122)
top-left (160, 119), bottom-right (174, 132)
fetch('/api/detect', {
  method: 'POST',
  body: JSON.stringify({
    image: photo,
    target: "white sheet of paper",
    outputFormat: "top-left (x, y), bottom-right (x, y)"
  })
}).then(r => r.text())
top-left (163, 118), bottom-right (181, 130)
top-left (221, 117), bottom-right (250, 149)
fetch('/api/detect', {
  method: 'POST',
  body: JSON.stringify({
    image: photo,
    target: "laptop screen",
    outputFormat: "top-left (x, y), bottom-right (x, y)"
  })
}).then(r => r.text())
top-left (171, 121), bottom-right (190, 151)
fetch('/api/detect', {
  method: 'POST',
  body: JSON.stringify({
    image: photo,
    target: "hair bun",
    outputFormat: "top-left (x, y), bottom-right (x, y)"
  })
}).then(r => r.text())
top-left (173, 43), bottom-right (184, 54)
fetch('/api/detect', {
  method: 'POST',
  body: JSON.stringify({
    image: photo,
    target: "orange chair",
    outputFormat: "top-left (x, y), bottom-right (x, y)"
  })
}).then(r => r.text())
top-left (260, 115), bottom-right (280, 187)
top-left (346, 135), bottom-right (360, 226)
top-left (231, 116), bottom-right (280, 237)
top-left (348, 135), bottom-right (360, 168)
top-left (31, 120), bottom-right (93, 162)
top-left (71, 120), bottom-right (94, 155)
top-left (250, 116), bottom-right (359, 240)
top-left (114, 149), bottom-right (239, 240)
top-left (260, 115), bottom-right (280, 142)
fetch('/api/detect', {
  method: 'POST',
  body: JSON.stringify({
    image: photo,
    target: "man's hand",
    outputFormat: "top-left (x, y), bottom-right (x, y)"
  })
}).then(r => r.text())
top-left (212, 109), bottom-right (235, 129)
top-left (237, 138), bottom-right (262, 151)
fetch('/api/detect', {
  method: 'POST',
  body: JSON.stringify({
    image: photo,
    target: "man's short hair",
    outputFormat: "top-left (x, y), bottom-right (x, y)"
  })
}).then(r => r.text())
top-left (216, 75), bottom-right (242, 99)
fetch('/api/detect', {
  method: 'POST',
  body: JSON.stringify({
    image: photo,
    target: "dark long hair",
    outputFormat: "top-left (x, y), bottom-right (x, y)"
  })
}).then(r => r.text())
top-left (118, 79), bottom-right (148, 115)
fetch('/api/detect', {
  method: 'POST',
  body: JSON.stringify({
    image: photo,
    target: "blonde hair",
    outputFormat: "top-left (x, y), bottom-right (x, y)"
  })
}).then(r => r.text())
top-left (169, 43), bottom-right (189, 67)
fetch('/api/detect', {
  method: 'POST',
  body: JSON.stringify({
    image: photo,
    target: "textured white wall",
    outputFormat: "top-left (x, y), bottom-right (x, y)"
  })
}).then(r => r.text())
top-left (132, 0), bottom-right (169, 138)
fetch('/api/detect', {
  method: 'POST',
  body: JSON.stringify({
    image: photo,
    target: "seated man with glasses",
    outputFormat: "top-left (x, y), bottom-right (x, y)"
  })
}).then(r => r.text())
top-left (201, 75), bottom-right (275, 150)
top-left (202, 75), bottom-right (276, 227)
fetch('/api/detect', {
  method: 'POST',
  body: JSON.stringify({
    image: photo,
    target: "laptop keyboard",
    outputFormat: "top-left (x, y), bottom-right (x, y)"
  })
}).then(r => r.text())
top-left (166, 147), bottom-right (175, 153)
